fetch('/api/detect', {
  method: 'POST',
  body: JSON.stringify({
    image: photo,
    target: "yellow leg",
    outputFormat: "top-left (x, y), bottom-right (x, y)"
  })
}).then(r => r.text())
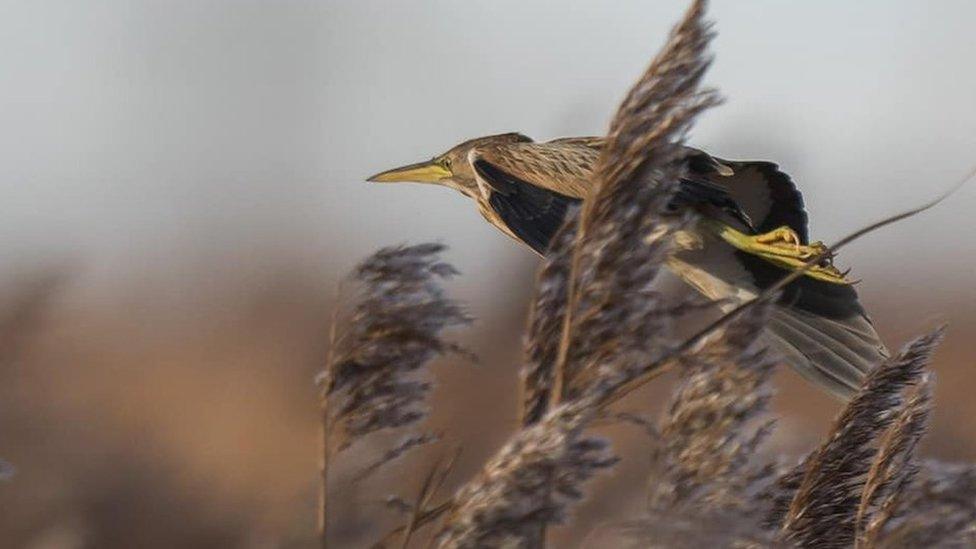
top-left (704, 222), bottom-right (852, 285)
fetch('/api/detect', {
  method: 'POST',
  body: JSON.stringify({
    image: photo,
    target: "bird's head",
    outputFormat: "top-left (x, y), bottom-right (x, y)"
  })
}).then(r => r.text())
top-left (366, 132), bottom-right (532, 195)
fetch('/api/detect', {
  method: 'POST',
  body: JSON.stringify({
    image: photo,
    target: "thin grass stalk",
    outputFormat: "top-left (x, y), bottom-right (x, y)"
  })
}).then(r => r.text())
top-left (376, 501), bottom-right (452, 548)
top-left (400, 450), bottom-right (459, 549)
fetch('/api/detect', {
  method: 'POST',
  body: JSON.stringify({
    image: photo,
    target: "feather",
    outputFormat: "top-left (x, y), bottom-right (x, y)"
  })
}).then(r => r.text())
top-left (473, 159), bottom-right (582, 255)
top-left (765, 306), bottom-right (889, 400)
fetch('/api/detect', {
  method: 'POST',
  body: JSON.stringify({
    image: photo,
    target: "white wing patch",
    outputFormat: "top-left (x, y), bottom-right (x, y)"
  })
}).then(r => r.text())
top-left (469, 150), bottom-right (494, 201)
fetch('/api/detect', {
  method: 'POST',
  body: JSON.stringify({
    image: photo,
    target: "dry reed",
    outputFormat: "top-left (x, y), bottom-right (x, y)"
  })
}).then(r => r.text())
top-left (316, 243), bottom-right (471, 548)
top-left (781, 328), bottom-right (944, 548)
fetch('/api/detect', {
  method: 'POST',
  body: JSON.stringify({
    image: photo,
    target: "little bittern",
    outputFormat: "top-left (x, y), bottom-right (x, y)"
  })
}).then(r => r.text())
top-left (368, 133), bottom-right (888, 400)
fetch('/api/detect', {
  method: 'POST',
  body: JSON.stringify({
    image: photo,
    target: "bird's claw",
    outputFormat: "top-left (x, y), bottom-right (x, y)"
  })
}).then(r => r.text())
top-left (755, 226), bottom-right (802, 249)
top-left (748, 227), bottom-right (834, 262)
top-left (711, 224), bottom-right (852, 285)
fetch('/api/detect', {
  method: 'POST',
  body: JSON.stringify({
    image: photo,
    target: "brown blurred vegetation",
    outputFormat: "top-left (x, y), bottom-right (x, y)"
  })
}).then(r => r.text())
top-left (0, 256), bottom-right (971, 547)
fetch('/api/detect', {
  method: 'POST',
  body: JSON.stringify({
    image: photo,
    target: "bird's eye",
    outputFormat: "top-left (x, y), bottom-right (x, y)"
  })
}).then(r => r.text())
top-left (441, 159), bottom-right (452, 169)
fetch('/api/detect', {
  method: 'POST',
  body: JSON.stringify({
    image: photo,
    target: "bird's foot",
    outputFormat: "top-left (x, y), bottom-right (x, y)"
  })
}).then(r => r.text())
top-left (713, 224), bottom-right (853, 285)
top-left (751, 226), bottom-right (828, 260)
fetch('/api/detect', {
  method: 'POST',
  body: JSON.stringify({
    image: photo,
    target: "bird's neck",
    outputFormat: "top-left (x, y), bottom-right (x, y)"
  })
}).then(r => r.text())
top-left (443, 178), bottom-right (479, 199)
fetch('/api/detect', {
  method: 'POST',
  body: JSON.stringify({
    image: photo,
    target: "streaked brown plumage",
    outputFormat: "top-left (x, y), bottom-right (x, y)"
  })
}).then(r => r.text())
top-left (367, 133), bottom-right (889, 399)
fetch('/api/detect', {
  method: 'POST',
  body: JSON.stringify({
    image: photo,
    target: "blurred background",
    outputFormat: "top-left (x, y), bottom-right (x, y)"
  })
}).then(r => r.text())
top-left (0, 1), bottom-right (974, 547)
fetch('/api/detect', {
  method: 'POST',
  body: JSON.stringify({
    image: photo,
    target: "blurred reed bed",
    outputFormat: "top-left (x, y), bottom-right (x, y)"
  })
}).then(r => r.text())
top-left (315, 1), bottom-right (976, 547)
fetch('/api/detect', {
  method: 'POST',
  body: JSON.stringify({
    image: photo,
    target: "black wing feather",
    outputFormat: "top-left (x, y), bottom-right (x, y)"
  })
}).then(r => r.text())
top-left (675, 151), bottom-right (810, 243)
top-left (671, 176), bottom-right (757, 230)
top-left (734, 250), bottom-right (866, 320)
top-left (739, 161), bottom-right (809, 242)
top-left (473, 160), bottom-right (581, 255)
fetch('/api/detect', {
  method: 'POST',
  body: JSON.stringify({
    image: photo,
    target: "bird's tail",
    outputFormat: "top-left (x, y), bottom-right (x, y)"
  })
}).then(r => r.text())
top-left (762, 305), bottom-right (889, 400)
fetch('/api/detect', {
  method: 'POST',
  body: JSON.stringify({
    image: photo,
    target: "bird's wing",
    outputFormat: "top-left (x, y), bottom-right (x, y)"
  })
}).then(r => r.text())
top-left (672, 174), bottom-right (759, 232)
top-left (721, 159), bottom-right (810, 241)
top-left (676, 155), bottom-right (889, 398)
top-left (682, 151), bottom-right (810, 242)
top-left (471, 157), bottom-right (581, 255)
top-left (764, 305), bottom-right (889, 400)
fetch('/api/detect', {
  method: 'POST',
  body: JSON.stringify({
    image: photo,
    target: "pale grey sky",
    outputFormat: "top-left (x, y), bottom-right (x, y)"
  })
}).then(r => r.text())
top-left (0, 1), bottom-right (973, 316)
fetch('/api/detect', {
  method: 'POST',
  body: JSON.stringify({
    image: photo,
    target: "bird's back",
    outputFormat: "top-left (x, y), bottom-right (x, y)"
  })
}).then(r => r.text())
top-left (474, 137), bottom-right (604, 199)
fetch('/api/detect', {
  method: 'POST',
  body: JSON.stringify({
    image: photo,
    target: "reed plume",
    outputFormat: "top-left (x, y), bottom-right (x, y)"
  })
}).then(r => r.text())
top-left (317, 243), bottom-right (471, 548)
top-left (549, 0), bottom-right (720, 405)
top-left (648, 305), bottom-right (775, 511)
top-left (856, 377), bottom-right (933, 547)
top-left (520, 210), bottom-right (580, 427)
top-left (443, 1), bottom-right (720, 546)
top-left (780, 327), bottom-right (945, 548)
top-left (624, 306), bottom-right (781, 547)
top-left (437, 396), bottom-right (617, 548)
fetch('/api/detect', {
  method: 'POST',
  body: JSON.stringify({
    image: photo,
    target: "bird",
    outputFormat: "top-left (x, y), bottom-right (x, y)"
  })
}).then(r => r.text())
top-left (367, 132), bottom-right (889, 400)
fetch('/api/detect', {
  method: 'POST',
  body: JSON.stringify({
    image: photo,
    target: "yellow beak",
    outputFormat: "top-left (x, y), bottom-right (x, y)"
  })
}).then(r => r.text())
top-left (366, 160), bottom-right (452, 183)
